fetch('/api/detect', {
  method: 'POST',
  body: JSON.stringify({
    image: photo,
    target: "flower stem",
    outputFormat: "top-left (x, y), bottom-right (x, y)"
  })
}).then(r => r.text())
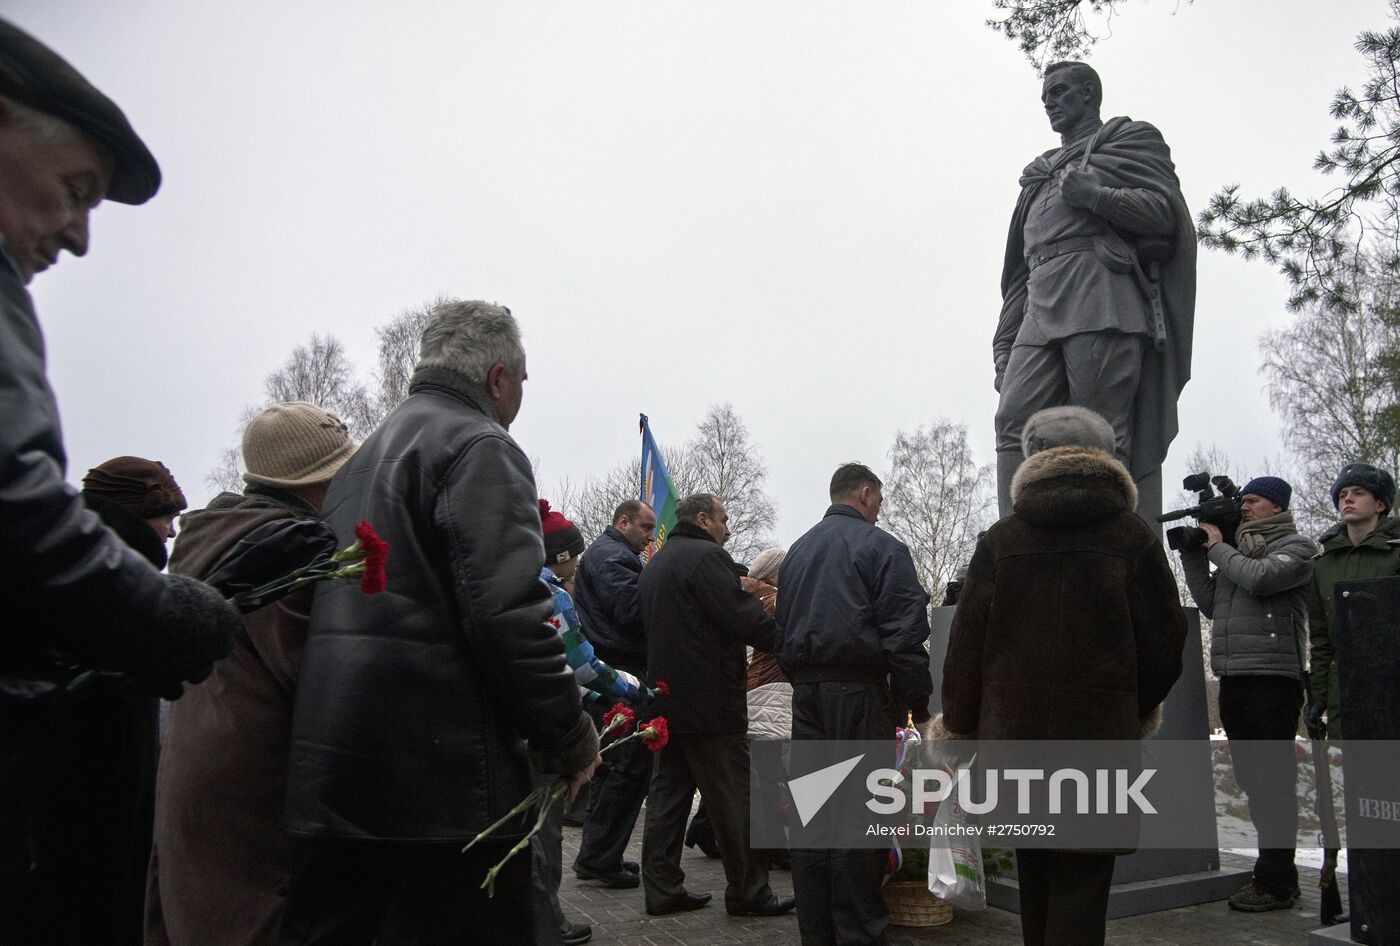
top-left (479, 781), bottom-right (568, 896)
top-left (461, 784), bottom-right (551, 855)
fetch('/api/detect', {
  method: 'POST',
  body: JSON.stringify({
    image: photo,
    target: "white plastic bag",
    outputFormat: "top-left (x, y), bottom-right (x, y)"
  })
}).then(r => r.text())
top-left (927, 771), bottom-right (986, 911)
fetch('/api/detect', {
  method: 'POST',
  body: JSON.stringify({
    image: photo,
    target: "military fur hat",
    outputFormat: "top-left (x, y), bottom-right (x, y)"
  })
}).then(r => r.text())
top-left (1020, 406), bottom-right (1117, 458)
top-left (1331, 462), bottom-right (1397, 515)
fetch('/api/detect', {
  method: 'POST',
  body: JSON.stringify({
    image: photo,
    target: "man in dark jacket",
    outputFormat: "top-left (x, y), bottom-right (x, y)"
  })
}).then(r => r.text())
top-left (279, 301), bottom-right (599, 944)
top-left (572, 499), bottom-right (656, 887)
top-left (0, 20), bottom-right (236, 702)
top-left (1180, 475), bottom-right (1315, 912)
top-left (0, 23), bottom-right (237, 937)
top-left (638, 494), bottom-right (795, 919)
top-left (941, 406), bottom-right (1185, 946)
top-left (775, 462), bottom-right (932, 946)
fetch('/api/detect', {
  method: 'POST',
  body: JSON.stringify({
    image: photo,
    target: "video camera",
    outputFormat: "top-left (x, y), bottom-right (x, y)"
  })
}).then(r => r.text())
top-left (1157, 471), bottom-right (1243, 551)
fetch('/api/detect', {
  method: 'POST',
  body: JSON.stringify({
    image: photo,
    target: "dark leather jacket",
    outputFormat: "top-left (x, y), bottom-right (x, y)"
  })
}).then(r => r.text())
top-left (284, 367), bottom-right (596, 840)
top-left (0, 248), bottom-right (234, 695)
top-left (573, 525), bottom-right (646, 671)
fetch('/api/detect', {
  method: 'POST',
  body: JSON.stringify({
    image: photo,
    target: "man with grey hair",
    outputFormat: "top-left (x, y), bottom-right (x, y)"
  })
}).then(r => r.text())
top-left (993, 60), bottom-right (1196, 524)
top-left (280, 300), bottom-right (600, 943)
top-left (638, 494), bottom-right (794, 919)
top-left (776, 462), bottom-right (932, 945)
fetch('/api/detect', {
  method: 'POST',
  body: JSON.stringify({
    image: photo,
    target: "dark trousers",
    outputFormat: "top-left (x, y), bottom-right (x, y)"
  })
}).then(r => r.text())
top-left (275, 838), bottom-right (533, 945)
top-left (1219, 674), bottom-right (1302, 894)
top-left (1, 694), bottom-right (158, 946)
top-left (790, 681), bottom-right (897, 946)
top-left (528, 766), bottom-right (566, 946)
top-left (1015, 850), bottom-right (1116, 946)
top-left (641, 732), bottom-right (773, 912)
top-left (575, 704), bottom-right (651, 872)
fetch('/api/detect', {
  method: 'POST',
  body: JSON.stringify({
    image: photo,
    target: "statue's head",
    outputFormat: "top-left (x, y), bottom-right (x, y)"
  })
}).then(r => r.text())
top-left (1041, 61), bottom-right (1102, 134)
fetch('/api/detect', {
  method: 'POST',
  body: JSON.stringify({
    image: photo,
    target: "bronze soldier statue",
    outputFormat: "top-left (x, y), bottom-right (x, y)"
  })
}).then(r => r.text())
top-left (994, 61), bottom-right (1196, 524)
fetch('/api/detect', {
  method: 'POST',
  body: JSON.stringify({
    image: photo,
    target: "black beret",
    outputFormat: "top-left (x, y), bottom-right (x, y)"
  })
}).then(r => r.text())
top-left (0, 19), bottom-right (160, 204)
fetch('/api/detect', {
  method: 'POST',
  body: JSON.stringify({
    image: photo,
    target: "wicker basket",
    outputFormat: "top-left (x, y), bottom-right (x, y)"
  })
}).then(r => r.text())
top-left (882, 881), bottom-right (954, 927)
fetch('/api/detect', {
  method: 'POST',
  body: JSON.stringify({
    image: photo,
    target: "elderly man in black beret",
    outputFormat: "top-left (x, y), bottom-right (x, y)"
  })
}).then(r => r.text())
top-left (0, 20), bottom-right (238, 937)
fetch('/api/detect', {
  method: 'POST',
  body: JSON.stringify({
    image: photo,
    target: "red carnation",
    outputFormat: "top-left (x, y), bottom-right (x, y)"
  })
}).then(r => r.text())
top-left (654, 681), bottom-right (670, 697)
top-left (355, 521), bottom-right (389, 595)
top-left (602, 703), bottom-right (635, 736)
top-left (640, 716), bottom-right (669, 753)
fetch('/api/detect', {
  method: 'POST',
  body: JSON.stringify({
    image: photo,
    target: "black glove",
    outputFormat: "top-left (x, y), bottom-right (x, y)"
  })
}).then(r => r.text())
top-left (1304, 699), bottom-right (1328, 740)
top-left (123, 575), bottom-right (239, 700)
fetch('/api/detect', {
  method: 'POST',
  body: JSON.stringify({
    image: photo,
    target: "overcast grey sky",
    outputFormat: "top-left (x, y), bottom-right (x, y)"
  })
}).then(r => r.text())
top-left (8, 0), bottom-right (1383, 548)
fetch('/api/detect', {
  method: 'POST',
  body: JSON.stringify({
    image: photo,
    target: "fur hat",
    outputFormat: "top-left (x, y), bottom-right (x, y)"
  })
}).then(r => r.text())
top-left (1020, 406), bottom-right (1116, 458)
top-left (1240, 476), bottom-right (1292, 511)
top-left (539, 499), bottom-right (585, 563)
top-left (82, 456), bottom-right (186, 517)
top-left (242, 402), bottom-right (355, 490)
top-left (1331, 462), bottom-right (1397, 514)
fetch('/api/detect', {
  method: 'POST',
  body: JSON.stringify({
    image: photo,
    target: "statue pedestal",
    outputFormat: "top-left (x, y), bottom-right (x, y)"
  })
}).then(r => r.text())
top-left (928, 606), bottom-right (1247, 917)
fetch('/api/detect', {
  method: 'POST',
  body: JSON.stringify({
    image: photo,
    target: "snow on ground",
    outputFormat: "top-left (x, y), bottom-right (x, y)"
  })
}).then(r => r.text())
top-left (1212, 735), bottom-right (1349, 875)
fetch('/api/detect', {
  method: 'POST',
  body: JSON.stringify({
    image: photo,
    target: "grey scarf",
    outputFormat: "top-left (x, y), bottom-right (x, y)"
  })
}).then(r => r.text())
top-left (1234, 510), bottom-right (1297, 558)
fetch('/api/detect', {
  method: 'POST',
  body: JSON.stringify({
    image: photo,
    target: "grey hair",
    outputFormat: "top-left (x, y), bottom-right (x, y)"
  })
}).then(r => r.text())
top-left (676, 493), bottom-right (719, 524)
top-left (748, 548), bottom-right (785, 582)
top-left (416, 299), bottom-right (525, 383)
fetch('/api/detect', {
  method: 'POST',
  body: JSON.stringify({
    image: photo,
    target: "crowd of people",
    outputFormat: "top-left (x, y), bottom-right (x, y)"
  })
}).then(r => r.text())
top-left (1, 17), bottom-right (1395, 946)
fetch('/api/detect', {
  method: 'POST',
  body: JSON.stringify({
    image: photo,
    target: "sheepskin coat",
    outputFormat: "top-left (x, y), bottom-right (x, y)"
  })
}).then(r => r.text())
top-left (942, 446), bottom-right (1186, 741)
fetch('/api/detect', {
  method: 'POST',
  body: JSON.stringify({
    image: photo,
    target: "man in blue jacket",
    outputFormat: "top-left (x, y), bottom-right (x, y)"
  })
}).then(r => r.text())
top-left (777, 463), bottom-right (932, 946)
top-left (571, 499), bottom-right (656, 887)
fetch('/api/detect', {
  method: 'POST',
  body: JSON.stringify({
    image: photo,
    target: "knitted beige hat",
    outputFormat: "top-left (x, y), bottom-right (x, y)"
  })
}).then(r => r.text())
top-left (242, 402), bottom-right (355, 489)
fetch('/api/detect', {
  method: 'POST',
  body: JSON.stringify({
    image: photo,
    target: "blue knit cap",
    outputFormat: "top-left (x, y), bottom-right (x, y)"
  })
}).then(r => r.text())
top-left (1241, 476), bottom-right (1291, 511)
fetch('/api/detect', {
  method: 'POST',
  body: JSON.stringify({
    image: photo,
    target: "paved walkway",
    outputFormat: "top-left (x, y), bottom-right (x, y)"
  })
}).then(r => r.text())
top-left (559, 821), bottom-right (1334, 945)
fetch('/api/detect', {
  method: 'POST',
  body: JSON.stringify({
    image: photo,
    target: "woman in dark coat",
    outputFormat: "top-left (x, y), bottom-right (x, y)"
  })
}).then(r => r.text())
top-left (3, 456), bottom-right (185, 946)
top-left (145, 402), bottom-right (354, 946)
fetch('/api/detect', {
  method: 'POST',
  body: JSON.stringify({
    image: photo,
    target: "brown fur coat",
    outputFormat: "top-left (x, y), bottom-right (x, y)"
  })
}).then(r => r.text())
top-left (939, 446), bottom-right (1185, 741)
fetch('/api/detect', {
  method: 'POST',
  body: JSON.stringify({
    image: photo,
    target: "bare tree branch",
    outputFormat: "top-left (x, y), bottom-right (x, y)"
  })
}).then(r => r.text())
top-left (881, 419), bottom-right (994, 601)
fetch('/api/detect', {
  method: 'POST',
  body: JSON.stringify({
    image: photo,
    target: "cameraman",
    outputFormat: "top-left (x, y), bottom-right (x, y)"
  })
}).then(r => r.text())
top-left (1179, 476), bottom-right (1316, 913)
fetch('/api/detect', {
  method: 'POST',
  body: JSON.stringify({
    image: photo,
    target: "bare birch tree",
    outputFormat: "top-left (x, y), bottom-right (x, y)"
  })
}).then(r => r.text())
top-left (262, 333), bottom-right (377, 438)
top-left (555, 460), bottom-right (642, 546)
top-left (881, 419), bottom-right (994, 602)
top-left (374, 295), bottom-right (447, 421)
top-left (207, 334), bottom-right (372, 490)
top-left (669, 403), bottom-right (778, 564)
